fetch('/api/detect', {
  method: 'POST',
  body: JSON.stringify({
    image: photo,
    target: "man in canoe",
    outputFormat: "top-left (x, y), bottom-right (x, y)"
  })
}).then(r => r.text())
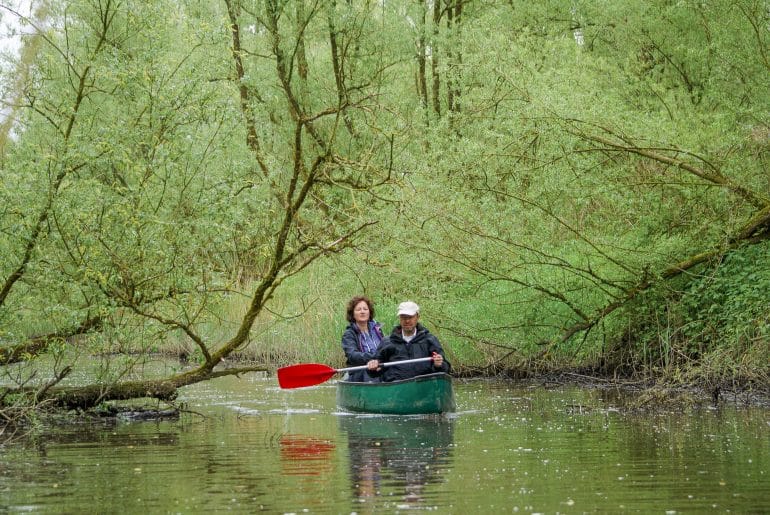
top-left (366, 301), bottom-right (451, 381)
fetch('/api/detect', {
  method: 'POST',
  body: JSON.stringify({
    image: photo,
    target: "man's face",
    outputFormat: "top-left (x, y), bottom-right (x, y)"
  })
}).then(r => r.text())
top-left (399, 313), bottom-right (418, 334)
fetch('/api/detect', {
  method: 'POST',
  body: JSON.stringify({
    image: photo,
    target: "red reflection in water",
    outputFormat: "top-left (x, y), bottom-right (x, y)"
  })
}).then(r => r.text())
top-left (279, 434), bottom-right (335, 476)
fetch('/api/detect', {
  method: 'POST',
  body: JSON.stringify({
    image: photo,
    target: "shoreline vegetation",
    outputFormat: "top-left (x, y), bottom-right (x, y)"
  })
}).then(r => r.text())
top-left (2, 244), bottom-right (769, 418)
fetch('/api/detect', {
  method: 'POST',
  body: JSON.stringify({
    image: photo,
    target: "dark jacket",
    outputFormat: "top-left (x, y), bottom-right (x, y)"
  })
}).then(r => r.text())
top-left (374, 323), bottom-right (451, 382)
top-left (341, 320), bottom-right (384, 382)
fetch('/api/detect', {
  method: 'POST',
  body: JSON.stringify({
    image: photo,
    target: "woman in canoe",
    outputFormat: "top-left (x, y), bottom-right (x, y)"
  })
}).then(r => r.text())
top-left (341, 295), bottom-right (385, 382)
top-left (367, 301), bottom-right (451, 381)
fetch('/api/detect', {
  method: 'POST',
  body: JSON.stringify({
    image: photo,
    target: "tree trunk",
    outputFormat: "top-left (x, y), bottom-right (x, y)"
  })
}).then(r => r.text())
top-left (327, 1), bottom-right (355, 135)
top-left (416, 0), bottom-right (428, 110)
top-left (448, 0), bottom-right (462, 113)
top-left (5, 365), bottom-right (271, 411)
top-left (431, 0), bottom-right (442, 116)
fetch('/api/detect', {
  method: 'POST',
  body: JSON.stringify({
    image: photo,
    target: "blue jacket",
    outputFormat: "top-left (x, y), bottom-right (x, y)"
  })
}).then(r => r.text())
top-left (341, 320), bottom-right (384, 382)
top-left (374, 323), bottom-right (451, 382)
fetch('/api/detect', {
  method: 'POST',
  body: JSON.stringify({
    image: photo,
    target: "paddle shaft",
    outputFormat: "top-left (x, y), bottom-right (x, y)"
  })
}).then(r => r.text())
top-left (277, 356), bottom-right (439, 389)
top-left (336, 356), bottom-right (433, 373)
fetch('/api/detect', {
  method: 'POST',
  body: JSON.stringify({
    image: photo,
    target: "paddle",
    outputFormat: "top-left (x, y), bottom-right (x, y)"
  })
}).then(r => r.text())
top-left (277, 356), bottom-right (434, 389)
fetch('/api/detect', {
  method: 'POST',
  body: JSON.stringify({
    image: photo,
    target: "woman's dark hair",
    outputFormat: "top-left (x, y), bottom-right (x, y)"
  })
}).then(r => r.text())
top-left (346, 296), bottom-right (375, 323)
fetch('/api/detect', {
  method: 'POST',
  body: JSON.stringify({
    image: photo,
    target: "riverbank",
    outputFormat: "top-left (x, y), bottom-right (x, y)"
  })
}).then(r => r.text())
top-left (218, 352), bottom-right (770, 409)
top-left (451, 368), bottom-right (770, 409)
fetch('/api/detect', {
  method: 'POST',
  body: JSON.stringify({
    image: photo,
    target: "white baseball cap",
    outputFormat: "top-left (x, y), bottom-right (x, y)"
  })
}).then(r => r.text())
top-left (397, 301), bottom-right (420, 316)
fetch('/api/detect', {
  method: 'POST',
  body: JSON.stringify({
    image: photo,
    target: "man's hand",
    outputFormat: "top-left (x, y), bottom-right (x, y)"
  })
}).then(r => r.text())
top-left (366, 359), bottom-right (380, 371)
top-left (432, 352), bottom-right (443, 367)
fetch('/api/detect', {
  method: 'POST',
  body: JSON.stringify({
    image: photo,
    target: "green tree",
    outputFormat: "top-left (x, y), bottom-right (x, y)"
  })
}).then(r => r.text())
top-left (0, 0), bottom-right (398, 414)
top-left (393, 0), bottom-right (769, 374)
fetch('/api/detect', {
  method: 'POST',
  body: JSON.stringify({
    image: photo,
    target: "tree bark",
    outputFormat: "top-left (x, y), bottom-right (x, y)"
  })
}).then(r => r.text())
top-left (327, 1), bottom-right (355, 135)
top-left (3, 365), bottom-right (271, 411)
top-left (447, 0), bottom-right (462, 113)
top-left (415, 0), bottom-right (428, 110)
top-left (431, 0), bottom-right (442, 116)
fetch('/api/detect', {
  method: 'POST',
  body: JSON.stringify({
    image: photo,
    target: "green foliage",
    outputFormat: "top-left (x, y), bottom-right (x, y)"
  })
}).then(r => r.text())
top-left (608, 241), bottom-right (770, 382)
top-left (679, 241), bottom-right (770, 353)
top-left (0, 0), bottom-right (767, 393)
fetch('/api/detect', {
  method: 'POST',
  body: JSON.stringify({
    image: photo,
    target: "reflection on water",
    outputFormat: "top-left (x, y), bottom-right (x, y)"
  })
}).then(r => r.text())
top-left (0, 373), bottom-right (767, 513)
top-left (279, 434), bottom-right (335, 476)
top-left (339, 415), bottom-right (454, 508)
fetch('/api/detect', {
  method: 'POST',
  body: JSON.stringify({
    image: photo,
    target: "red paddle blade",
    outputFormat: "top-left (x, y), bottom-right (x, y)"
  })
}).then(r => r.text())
top-left (277, 363), bottom-right (337, 389)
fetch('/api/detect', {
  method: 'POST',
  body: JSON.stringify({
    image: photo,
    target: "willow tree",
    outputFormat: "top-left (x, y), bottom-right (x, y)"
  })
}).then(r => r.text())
top-left (375, 0), bottom-right (769, 377)
top-left (0, 0), bottom-right (399, 413)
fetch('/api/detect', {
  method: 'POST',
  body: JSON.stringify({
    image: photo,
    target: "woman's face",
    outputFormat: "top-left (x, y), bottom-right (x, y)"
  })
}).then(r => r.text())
top-left (353, 301), bottom-right (370, 323)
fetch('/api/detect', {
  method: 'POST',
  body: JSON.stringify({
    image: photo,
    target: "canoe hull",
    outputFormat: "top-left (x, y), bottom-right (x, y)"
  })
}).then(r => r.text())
top-left (336, 372), bottom-right (455, 415)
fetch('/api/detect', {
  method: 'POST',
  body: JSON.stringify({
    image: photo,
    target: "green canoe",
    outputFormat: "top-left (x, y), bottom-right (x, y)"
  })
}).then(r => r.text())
top-left (336, 372), bottom-right (456, 415)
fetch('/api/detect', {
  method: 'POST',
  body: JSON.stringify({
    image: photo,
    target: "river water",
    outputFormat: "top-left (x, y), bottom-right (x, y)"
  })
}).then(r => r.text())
top-left (0, 373), bottom-right (767, 513)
